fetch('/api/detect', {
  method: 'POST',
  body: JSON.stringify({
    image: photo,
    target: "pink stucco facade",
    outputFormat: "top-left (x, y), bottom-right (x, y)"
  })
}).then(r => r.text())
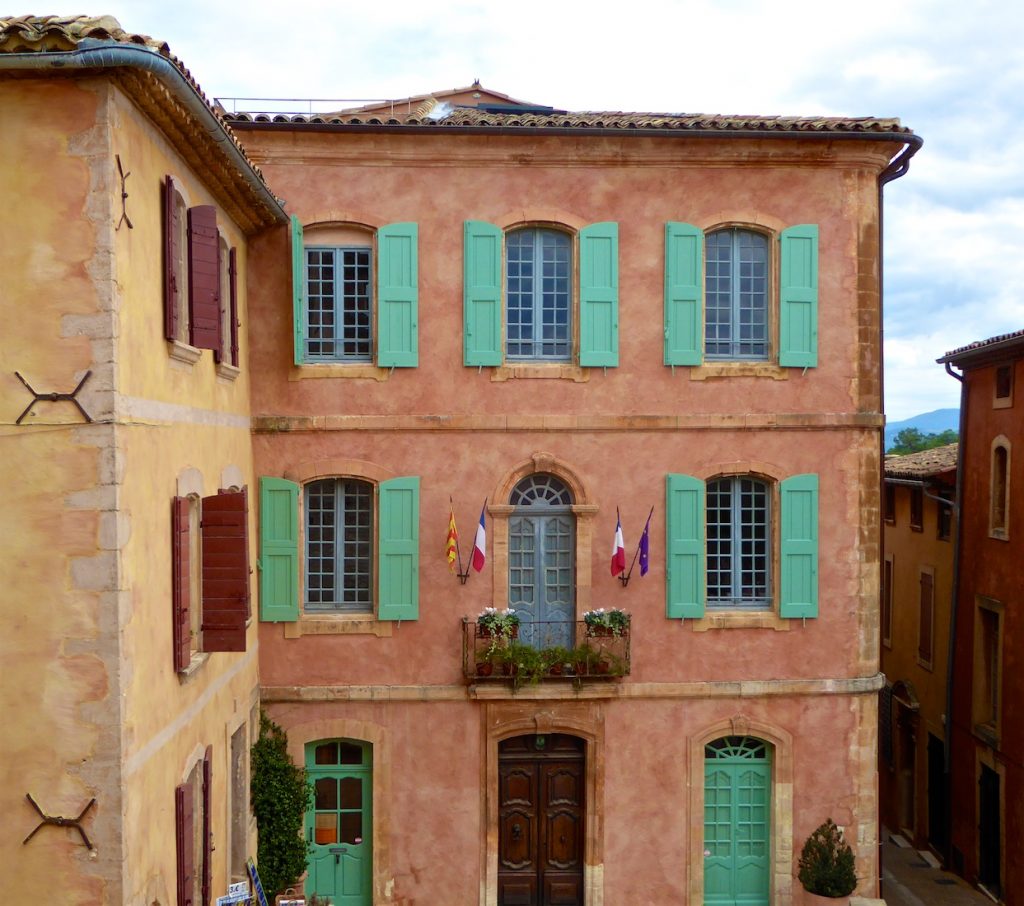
top-left (238, 119), bottom-right (911, 905)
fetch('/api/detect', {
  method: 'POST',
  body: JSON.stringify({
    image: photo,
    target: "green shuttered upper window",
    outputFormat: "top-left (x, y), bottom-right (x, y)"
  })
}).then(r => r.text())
top-left (664, 223), bottom-right (819, 368)
top-left (464, 220), bottom-right (619, 368)
top-left (259, 475), bottom-right (420, 622)
top-left (292, 218), bottom-right (418, 367)
top-left (665, 472), bottom-right (819, 620)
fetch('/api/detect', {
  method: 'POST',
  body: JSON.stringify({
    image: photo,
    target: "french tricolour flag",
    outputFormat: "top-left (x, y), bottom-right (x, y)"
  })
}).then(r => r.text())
top-left (472, 502), bottom-right (487, 572)
top-left (610, 513), bottom-right (626, 577)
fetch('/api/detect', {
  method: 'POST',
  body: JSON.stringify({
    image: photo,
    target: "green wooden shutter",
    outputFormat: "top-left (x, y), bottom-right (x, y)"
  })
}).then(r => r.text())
top-left (259, 476), bottom-right (299, 622)
top-left (291, 215), bottom-right (305, 365)
top-left (779, 224), bottom-right (819, 367)
top-left (463, 220), bottom-right (503, 366)
top-left (780, 473), bottom-right (819, 618)
top-left (378, 477), bottom-right (419, 620)
top-left (579, 222), bottom-right (619, 367)
top-left (666, 474), bottom-right (705, 618)
top-left (664, 222), bottom-right (703, 365)
top-left (377, 223), bottom-right (418, 367)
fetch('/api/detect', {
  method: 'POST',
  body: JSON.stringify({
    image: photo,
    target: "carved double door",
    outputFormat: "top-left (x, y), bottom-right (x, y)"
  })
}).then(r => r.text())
top-left (498, 734), bottom-right (585, 906)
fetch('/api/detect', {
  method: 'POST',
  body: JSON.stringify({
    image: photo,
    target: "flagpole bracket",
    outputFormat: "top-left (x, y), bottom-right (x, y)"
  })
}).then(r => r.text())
top-left (618, 574), bottom-right (630, 588)
top-left (457, 569), bottom-right (470, 585)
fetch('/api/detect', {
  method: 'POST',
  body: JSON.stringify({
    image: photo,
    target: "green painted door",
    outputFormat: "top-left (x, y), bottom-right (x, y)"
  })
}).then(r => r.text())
top-left (704, 736), bottom-right (771, 906)
top-left (305, 740), bottom-right (372, 906)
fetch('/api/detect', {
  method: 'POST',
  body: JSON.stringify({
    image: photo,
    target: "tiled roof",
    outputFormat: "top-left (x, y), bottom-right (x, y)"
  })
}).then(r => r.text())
top-left (0, 15), bottom-right (283, 231)
top-left (884, 443), bottom-right (958, 479)
top-left (938, 328), bottom-right (1024, 364)
top-left (226, 105), bottom-right (911, 135)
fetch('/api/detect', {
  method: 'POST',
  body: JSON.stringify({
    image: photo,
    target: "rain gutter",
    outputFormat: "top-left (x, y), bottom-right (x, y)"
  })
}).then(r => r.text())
top-left (0, 40), bottom-right (287, 223)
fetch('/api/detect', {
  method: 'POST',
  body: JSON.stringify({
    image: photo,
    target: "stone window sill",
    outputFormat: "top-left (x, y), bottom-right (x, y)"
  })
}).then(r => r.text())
top-left (289, 363), bottom-right (390, 381)
top-left (491, 363), bottom-right (589, 382)
top-left (989, 528), bottom-right (1009, 542)
top-left (216, 361), bottom-right (240, 382)
top-left (690, 610), bottom-right (791, 632)
top-left (973, 722), bottom-right (999, 748)
top-left (168, 338), bottom-right (202, 366)
top-left (688, 362), bottom-right (789, 381)
top-left (177, 651), bottom-right (210, 682)
top-left (283, 613), bottom-right (393, 638)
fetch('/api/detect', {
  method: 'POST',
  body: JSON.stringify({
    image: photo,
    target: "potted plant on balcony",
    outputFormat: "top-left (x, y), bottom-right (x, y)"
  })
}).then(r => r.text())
top-left (583, 607), bottom-right (630, 637)
top-left (797, 818), bottom-right (857, 906)
top-left (477, 607), bottom-right (520, 640)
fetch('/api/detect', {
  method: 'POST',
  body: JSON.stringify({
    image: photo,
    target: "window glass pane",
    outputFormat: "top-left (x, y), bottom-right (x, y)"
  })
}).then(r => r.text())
top-left (306, 246), bottom-right (372, 361)
top-left (315, 742), bottom-right (339, 765)
top-left (506, 229), bottom-right (571, 360)
top-left (340, 812), bottom-right (363, 845)
top-left (339, 742), bottom-right (363, 765)
top-left (305, 479), bottom-right (373, 611)
top-left (707, 477), bottom-right (770, 607)
top-left (314, 812), bottom-right (338, 844)
top-left (339, 777), bottom-right (362, 810)
top-left (315, 777), bottom-right (338, 810)
top-left (705, 229), bottom-right (768, 360)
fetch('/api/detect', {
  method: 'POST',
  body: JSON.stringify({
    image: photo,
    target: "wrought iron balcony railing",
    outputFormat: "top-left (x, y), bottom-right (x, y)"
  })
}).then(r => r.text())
top-left (461, 619), bottom-right (630, 685)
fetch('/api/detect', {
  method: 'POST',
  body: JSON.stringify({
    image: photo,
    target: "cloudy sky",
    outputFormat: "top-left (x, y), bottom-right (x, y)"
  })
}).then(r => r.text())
top-left (92, 0), bottom-right (1024, 420)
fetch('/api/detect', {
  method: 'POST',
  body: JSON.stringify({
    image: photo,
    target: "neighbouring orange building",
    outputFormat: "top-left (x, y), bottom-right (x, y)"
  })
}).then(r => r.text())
top-left (1, 13), bottom-right (925, 906)
top-left (878, 444), bottom-right (956, 855)
top-left (938, 331), bottom-right (1024, 904)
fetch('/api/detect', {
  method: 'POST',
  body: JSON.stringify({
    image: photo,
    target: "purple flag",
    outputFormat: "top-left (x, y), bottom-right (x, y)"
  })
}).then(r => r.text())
top-left (639, 511), bottom-right (651, 576)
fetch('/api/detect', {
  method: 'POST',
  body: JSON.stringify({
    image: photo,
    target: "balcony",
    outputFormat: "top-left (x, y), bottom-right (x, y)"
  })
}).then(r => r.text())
top-left (461, 619), bottom-right (631, 687)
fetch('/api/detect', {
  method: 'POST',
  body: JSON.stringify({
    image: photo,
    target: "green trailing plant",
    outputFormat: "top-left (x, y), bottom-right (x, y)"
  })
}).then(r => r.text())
top-left (797, 818), bottom-right (857, 898)
top-left (251, 711), bottom-right (312, 896)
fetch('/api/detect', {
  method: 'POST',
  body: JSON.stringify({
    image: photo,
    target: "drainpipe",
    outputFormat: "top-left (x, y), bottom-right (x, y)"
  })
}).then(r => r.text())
top-left (875, 133), bottom-right (922, 889)
top-left (941, 361), bottom-right (966, 865)
top-left (0, 40), bottom-right (286, 222)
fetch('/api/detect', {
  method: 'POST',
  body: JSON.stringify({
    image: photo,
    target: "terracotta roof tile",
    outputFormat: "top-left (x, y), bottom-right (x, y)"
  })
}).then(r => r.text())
top-left (938, 328), bottom-right (1024, 364)
top-left (225, 105), bottom-right (911, 135)
top-left (0, 15), bottom-right (282, 229)
top-left (884, 443), bottom-right (958, 479)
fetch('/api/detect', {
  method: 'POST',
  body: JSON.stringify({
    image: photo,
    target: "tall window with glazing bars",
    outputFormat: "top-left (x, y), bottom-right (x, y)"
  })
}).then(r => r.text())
top-left (705, 228), bottom-right (769, 359)
top-left (706, 476), bottom-right (771, 607)
top-left (305, 479), bottom-right (373, 611)
top-left (506, 228), bottom-right (572, 360)
top-left (305, 246), bottom-right (373, 361)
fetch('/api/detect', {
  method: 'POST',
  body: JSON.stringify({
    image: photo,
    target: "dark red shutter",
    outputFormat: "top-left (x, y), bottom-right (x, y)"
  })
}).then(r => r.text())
top-left (229, 247), bottom-right (239, 367)
top-left (176, 783), bottom-right (195, 906)
top-left (172, 497), bottom-right (192, 671)
top-left (202, 747), bottom-right (213, 906)
top-left (164, 175), bottom-right (180, 341)
top-left (188, 205), bottom-right (221, 350)
top-left (201, 488), bottom-right (249, 651)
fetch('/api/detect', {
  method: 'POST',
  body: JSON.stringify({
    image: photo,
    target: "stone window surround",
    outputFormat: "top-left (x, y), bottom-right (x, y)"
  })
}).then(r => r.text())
top-left (686, 716), bottom-right (794, 906)
top-left (989, 436), bottom-right (1011, 540)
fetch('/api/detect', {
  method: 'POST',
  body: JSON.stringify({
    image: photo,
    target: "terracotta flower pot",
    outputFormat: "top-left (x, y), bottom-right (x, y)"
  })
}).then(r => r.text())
top-left (475, 661), bottom-right (493, 677)
top-left (587, 625), bottom-right (613, 637)
top-left (803, 892), bottom-right (850, 906)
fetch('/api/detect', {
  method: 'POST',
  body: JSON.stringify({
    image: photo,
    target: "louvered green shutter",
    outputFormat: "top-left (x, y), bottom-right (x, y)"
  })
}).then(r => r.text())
top-left (377, 223), bottom-right (418, 367)
top-left (378, 477), bottom-right (419, 620)
top-left (779, 225), bottom-right (819, 367)
top-left (464, 221), bottom-right (503, 366)
top-left (780, 474), bottom-right (819, 618)
top-left (666, 474), bottom-right (705, 618)
top-left (579, 222), bottom-right (619, 367)
top-left (291, 215), bottom-right (305, 365)
top-left (664, 222), bottom-right (703, 365)
top-left (259, 477), bottom-right (299, 622)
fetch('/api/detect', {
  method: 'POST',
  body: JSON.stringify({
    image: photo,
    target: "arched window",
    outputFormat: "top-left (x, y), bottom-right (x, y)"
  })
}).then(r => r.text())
top-left (705, 228), bottom-right (770, 360)
top-left (991, 441), bottom-right (1009, 536)
top-left (707, 475), bottom-right (771, 608)
top-left (509, 473), bottom-right (575, 647)
top-left (506, 228), bottom-right (573, 361)
top-left (305, 478), bottom-right (374, 611)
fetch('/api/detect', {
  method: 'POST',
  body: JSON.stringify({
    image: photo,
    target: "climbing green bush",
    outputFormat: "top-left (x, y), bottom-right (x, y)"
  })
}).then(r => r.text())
top-left (251, 711), bottom-right (311, 896)
top-left (798, 818), bottom-right (857, 897)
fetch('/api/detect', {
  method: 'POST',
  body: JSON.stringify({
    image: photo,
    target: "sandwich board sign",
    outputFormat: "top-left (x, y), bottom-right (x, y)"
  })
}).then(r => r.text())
top-left (246, 859), bottom-right (270, 906)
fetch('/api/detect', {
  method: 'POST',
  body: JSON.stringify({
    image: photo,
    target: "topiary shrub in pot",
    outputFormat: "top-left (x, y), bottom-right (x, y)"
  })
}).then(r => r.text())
top-left (797, 818), bottom-right (857, 905)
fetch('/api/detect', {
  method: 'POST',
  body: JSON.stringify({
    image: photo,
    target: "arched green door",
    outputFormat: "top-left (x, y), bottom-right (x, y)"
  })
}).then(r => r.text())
top-left (704, 736), bottom-right (771, 906)
top-left (305, 740), bottom-right (372, 906)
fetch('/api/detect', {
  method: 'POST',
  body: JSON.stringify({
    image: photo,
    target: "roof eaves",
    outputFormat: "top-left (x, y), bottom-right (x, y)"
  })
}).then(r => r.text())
top-left (937, 329), bottom-right (1024, 366)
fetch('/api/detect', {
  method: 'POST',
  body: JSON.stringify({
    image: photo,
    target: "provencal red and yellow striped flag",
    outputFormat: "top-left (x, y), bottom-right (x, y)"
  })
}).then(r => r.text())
top-left (446, 506), bottom-right (459, 573)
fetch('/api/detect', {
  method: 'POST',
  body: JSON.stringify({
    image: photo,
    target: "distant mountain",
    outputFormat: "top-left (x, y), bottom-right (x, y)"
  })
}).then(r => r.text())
top-left (885, 408), bottom-right (960, 450)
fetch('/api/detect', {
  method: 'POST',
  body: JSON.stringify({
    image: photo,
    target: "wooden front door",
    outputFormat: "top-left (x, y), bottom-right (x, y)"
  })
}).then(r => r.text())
top-left (703, 736), bottom-right (771, 906)
top-left (305, 740), bottom-right (372, 906)
top-left (978, 764), bottom-right (1000, 896)
top-left (499, 734), bottom-right (585, 906)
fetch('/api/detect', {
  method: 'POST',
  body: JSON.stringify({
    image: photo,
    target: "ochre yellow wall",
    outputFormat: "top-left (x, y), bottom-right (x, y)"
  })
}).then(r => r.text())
top-left (1, 75), bottom-right (260, 905)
